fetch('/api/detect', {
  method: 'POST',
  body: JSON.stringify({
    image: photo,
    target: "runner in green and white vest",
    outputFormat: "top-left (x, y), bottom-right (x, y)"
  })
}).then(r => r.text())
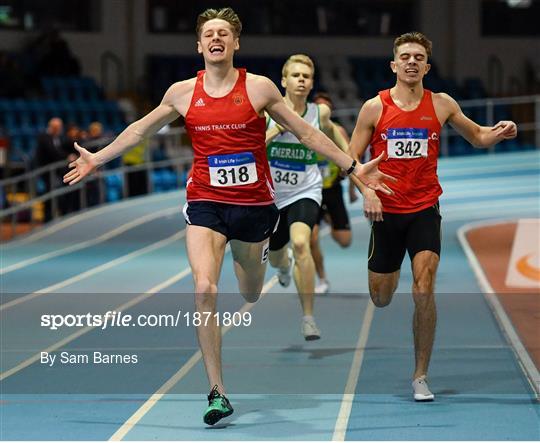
top-left (267, 101), bottom-right (322, 208)
top-left (265, 54), bottom-right (349, 341)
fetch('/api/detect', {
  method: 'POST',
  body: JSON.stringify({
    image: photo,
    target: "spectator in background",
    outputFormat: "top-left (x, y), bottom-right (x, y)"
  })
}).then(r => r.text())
top-left (36, 117), bottom-right (75, 221)
top-left (83, 122), bottom-right (106, 207)
top-left (87, 121), bottom-right (103, 140)
top-left (122, 139), bottom-right (149, 197)
top-left (65, 123), bottom-right (83, 144)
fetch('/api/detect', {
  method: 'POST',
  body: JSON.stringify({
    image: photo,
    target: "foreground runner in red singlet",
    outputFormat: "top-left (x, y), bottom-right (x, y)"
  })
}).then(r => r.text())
top-left (64, 8), bottom-right (395, 426)
top-left (350, 32), bottom-right (517, 402)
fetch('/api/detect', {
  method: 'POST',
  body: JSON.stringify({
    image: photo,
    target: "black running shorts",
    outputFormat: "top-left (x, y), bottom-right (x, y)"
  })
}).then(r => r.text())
top-left (269, 198), bottom-right (320, 251)
top-left (368, 202), bottom-right (442, 273)
top-left (317, 182), bottom-right (351, 230)
top-left (183, 201), bottom-right (280, 243)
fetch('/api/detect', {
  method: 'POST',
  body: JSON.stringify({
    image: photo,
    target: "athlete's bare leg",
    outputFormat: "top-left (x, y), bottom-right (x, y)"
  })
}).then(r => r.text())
top-left (331, 228), bottom-right (352, 247)
top-left (230, 238), bottom-right (270, 303)
top-left (411, 250), bottom-right (439, 379)
top-left (310, 224), bottom-right (326, 281)
top-left (269, 245), bottom-right (288, 269)
top-left (290, 221), bottom-right (316, 315)
top-left (186, 225), bottom-right (227, 394)
top-left (311, 224), bottom-right (352, 283)
top-left (368, 270), bottom-right (400, 307)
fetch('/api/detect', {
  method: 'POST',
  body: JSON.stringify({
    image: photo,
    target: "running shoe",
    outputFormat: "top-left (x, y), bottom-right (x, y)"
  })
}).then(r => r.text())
top-left (412, 375), bottom-right (434, 401)
top-left (203, 385), bottom-right (234, 425)
top-left (315, 279), bottom-right (330, 294)
top-left (277, 248), bottom-right (293, 287)
top-left (302, 317), bottom-right (321, 341)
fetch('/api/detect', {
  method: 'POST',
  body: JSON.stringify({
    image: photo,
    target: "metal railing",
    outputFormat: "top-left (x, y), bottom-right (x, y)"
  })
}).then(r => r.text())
top-left (2, 95), bottom-right (539, 240)
top-left (1, 128), bottom-right (193, 240)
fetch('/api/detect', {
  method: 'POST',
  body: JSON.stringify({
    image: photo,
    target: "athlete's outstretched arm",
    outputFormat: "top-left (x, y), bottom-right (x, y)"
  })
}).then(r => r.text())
top-left (257, 78), bottom-right (396, 194)
top-left (437, 93), bottom-right (517, 148)
top-left (63, 83), bottom-right (185, 185)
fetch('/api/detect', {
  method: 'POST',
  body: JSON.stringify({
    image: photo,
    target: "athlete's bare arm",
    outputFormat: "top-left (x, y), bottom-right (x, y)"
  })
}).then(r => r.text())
top-left (64, 79), bottom-right (195, 185)
top-left (433, 93), bottom-right (517, 148)
top-left (319, 103), bottom-right (349, 153)
top-left (247, 75), bottom-right (396, 194)
top-left (319, 104), bottom-right (360, 202)
top-left (349, 97), bottom-right (381, 161)
top-left (264, 117), bottom-right (285, 145)
top-left (349, 97), bottom-right (385, 220)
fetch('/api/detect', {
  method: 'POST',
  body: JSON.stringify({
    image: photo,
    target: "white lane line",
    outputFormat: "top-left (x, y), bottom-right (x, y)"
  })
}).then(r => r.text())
top-left (444, 208), bottom-right (539, 223)
top-left (108, 276), bottom-right (279, 441)
top-left (439, 152), bottom-right (539, 170)
top-left (332, 301), bottom-right (375, 441)
top-left (457, 220), bottom-right (540, 398)
top-left (108, 219), bottom-right (360, 440)
top-left (440, 161), bottom-right (538, 177)
top-left (331, 211), bottom-right (539, 439)
top-left (1, 207), bottom-right (179, 275)
top-left (443, 177), bottom-right (538, 191)
top-left (442, 185), bottom-right (538, 200)
top-left (0, 269), bottom-right (192, 382)
top-left (0, 230), bottom-right (186, 312)
top-left (346, 192), bottom-right (538, 214)
top-left (4, 343), bottom-right (516, 353)
top-left (2, 192), bottom-right (181, 249)
top-left (440, 197), bottom-right (539, 211)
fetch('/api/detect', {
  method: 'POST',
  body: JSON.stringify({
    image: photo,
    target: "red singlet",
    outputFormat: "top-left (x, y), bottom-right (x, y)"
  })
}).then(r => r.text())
top-left (370, 89), bottom-right (442, 213)
top-left (185, 68), bottom-right (274, 205)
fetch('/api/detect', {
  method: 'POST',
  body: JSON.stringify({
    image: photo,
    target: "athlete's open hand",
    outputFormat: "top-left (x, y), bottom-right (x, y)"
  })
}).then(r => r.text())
top-left (492, 121), bottom-right (517, 139)
top-left (353, 152), bottom-right (397, 195)
top-left (63, 142), bottom-right (98, 185)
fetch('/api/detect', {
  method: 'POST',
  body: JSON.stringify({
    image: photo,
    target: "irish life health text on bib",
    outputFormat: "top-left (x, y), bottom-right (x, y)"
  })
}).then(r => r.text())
top-left (270, 159), bottom-right (306, 188)
top-left (387, 128), bottom-right (428, 159)
top-left (208, 152), bottom-right (258, 187)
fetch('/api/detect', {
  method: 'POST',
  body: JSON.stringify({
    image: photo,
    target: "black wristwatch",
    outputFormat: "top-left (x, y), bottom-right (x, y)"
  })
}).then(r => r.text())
top-left (346, 159), bottom-right (357, 175)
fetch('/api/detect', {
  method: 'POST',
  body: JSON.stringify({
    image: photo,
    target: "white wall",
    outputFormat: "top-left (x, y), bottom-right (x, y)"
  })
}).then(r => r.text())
top-left (1, 0), bottom-right (538, 96)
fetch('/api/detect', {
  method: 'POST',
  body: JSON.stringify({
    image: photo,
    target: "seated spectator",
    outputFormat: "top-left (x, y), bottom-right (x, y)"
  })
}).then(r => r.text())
top-left (83, 121), bottom-right (106, 207)
top-left (65, 123), bottom-right (83, 144)
top-left (87, 121), bottom-right (104, 141)
top-left (122, 139), bottom-right (149, 197)
top-left (36, 118), bottom-right (76, 221)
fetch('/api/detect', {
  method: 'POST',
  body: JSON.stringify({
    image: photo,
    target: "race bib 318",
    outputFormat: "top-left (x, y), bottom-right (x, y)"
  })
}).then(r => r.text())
top-left (208, 152), bottom-right (258, 187)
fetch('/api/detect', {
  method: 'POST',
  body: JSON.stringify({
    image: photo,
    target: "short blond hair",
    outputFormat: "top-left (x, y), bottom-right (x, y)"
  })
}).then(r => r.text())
top-left (393, 32), bottom-right (432, 58)
top-left (281, 54), bottom-right (315, 78)
top-left (196, 7), bottom-right (242, 38)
